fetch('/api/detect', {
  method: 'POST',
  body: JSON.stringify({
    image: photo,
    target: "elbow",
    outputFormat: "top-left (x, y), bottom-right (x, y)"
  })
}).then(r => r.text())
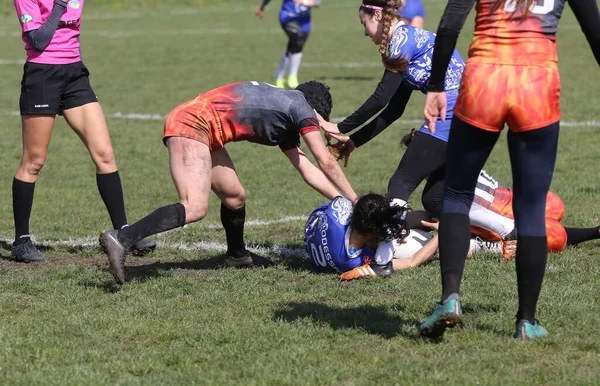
top-left (26, 38), bottom-right (47, 52)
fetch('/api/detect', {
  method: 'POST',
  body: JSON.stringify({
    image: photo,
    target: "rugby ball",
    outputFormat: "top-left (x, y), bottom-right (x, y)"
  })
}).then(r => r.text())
top-left (393, 229), bottom-right (433, 260)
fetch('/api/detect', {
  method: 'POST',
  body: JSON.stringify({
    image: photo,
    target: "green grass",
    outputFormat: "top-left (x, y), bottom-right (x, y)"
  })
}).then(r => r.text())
top-left (1, 0), bottom-right (600, 384)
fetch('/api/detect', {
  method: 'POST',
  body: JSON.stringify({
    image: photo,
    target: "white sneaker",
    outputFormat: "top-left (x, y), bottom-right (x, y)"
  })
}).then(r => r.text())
top-left (470, 237), bottom-right (502, 254)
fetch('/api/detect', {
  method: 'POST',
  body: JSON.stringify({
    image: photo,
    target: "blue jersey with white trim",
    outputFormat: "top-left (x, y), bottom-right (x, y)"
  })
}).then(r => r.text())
top-left (387, 23), bottom-right (465, 141)
top-left (304, 197), bottom-right (375, 273)
top-left (279, 0), bottom-right (311, 27)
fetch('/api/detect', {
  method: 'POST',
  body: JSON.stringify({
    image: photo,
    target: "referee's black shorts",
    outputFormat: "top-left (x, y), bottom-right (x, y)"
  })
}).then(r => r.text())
top-left (19, 61), bottom-right (98, 116)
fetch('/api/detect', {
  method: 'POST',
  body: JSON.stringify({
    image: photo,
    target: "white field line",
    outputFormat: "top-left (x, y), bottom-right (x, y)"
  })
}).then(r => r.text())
top-left (2, 110), bottom-right (599, 127)
top-left (0, 236), bottom-right (307, 257)
top-left (0, 216), bottom-right (308, 255)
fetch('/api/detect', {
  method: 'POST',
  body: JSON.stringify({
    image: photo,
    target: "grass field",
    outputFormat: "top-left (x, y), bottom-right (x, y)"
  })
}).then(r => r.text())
top-left (1, 0), bottom-right (600, 384)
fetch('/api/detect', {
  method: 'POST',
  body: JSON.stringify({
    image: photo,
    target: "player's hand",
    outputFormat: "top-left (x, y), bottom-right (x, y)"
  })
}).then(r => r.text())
top-left (421, 220), bottom-right (439, 231)
top-left (255, 7), bottom-right (265, 18)
top-left (423, 91), bottom-right (447, 134)
top-left (326, 134), bottom-right (354, 168)
top-left (315, 111), bottom-right (341, 134)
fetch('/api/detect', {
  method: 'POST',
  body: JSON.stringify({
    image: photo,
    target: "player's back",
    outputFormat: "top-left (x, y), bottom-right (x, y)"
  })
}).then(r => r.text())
top-left (469, 0), bottom-right (567, 64)
top-left (280, 0), bottom-right (310, 21)
top-left (304, 197), bottom-right (370, 273)
top-left (387, 24), bottom-right (465, 93)
top-left (202, 81), bottom-right (314, 146)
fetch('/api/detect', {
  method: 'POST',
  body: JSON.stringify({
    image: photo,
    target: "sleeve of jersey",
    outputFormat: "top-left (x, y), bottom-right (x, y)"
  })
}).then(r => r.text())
top-left (349, 87), bottom-right (412, 148)
top-left (279, 118), bottom-right (320, 152)
top-left (15, 0), bottom-right (45, 32)
top-left (24, 0), bottom-right (68, 52)
top-left (337, 70), bottom-right (405, 134)
top-left (427, 0), bottom-right (476, 92)
top-left (568, 0), bottom-right (600, 66)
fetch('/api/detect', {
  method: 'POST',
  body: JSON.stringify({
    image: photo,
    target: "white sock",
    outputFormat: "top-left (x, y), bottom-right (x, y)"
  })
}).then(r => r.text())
top-left (274, 53), bottom-right (290, 80)
top-left (288, 52), bottom-right (303, 78)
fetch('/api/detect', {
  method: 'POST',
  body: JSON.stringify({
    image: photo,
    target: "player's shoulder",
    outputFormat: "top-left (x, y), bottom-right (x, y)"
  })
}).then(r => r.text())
top-left (327, 197), bottom-right (354, 226)
top-left (388, 23), bottom-right (431, 58)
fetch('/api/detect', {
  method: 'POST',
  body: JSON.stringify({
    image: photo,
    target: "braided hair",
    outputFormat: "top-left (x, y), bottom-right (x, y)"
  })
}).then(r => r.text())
top-left (296, 81), bottom-right (333, 121)
top-left (360, 0), bottom-right (409, 73)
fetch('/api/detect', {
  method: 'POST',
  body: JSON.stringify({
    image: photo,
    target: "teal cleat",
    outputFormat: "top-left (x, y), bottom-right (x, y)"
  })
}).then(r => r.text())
top-left (420, 299), bottom-right (464, 339)
top-left (515, 320), bottom-right (548, 341)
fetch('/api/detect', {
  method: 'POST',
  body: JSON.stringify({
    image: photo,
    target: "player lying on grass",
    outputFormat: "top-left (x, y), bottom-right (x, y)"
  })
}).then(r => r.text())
top-left (101, 81), bottom-right (358, 284)
top-left (304, 193), bottom-right (441, 278)
top-left (338, 170), bottom-right (600, 280)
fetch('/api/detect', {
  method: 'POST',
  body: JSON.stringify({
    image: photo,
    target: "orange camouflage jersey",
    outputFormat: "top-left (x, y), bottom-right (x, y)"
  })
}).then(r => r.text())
top-left (471, 170), bottom-right (567, 252)
top-left (163, 82), bottom-right (320, 152)
top-left (468, 0), bottom-right (566, 65)
top-left (453, 0), bottom-right (565, 131)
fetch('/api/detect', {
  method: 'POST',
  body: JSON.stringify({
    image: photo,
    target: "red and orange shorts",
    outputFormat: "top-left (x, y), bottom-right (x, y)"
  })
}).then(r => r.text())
top-left (454, 62), bottom-right (561, 132)
top-left (163, 95), bottom-right (225, 151)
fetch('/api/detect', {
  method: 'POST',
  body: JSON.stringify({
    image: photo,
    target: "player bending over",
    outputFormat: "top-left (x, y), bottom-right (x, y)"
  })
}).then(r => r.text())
top-left (101, 81), bottom-right (358, 284)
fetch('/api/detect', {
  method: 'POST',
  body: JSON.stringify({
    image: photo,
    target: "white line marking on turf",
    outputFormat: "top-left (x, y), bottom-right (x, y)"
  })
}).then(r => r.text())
top-left (0, 59), bottom-right (24, 65)
top-left (2, 111), bottom-right (600, 128)
top-left (1, 237), bottom-right (307, 258)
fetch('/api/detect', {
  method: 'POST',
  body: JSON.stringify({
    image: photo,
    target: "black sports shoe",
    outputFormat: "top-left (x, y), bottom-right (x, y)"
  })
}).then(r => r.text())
top-left (12, 239), bottom-right (44, 263)
top-left (224, 251), bottom-right (275, 268)
top-left (130, 239), bottom-right (157, 256)
top-left (100, 230), bottom-right (126, 284)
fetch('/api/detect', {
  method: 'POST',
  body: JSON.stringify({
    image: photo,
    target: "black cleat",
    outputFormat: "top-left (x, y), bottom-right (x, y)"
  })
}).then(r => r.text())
top-left (100, 230), bottom-right (126, 284)
top-left (130, 238), bottom-right (156, 256)
top-left (225, 251), bottom-right (275, 268)
top-left (12, 239), bottom-right (44, 263)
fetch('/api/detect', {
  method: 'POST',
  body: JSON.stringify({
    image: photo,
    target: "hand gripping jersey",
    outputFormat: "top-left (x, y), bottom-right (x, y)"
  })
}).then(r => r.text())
top-left (470, 170), bottom-right (567, 252)
top-left (304, 197), bottom-right (375, 273)
top-left (387, 23), bottom-right (465, 141)
top-left (163, 81), bottom-right (320, 151)
top-left (15, 0), bottom-right (84, 63)
top-left (279, 0), bottom-right (311, 30)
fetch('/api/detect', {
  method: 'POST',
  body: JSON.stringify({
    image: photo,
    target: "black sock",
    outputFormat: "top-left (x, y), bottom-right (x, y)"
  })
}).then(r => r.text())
top-left (13, 178), bottom-right (36, 245)
top-left (221, 203), bottom-right (247, 258)
top-left (117, 203), bottom-right (186, 249)
top-left (515, 236), bottom-right (547, 324)
top-left (96, 171), bottom-right (128, 230)
top-left (439, 212), bottom-right (471, 302)
top-left (565, 226), bottom-right (600, 246)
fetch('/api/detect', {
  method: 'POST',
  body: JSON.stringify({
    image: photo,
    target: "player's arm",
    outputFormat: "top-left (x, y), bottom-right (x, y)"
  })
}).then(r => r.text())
top-left (427, 0), bottom-right (476, 92)
top-left (393, 234), bottom-right (439, 270)
top-left (283, 146), bottom-right (341, 200)
top-left (300, 130), bottom-right (358, 203)
top-left (17, 0), bottom-right (67, 52)
top-left (568, 0), bottom-right (600, 66)
top-left (256, 0), bottom-right (271, 17)
top-left (336, 70), bottom-right (405, 134)
top-left (348, 86), bottom-right (413, 148)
